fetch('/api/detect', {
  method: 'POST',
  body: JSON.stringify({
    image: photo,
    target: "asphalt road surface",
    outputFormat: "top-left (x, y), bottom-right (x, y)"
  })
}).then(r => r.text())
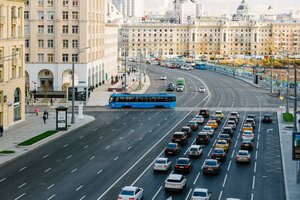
top-left (0, 66), bottom-right (285, 200)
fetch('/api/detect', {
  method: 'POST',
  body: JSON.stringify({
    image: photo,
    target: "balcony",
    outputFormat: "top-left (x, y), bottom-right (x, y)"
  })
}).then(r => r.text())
top-left (0, 16), bottom-right (5, 25)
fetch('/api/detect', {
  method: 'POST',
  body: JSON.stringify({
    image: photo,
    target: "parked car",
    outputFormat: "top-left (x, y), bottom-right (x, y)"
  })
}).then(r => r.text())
top-left (172, 132), bottom-right (188, 146)
top-left (191, 188), bottom-right (212, 200)
top-left (175, 158), bottom-right (193, 173)
top-left (211, 148), bottom-right (227, 162)
top-left (187, 121), bottom-right (199, 131)
top-left (199, 109), bottom-right (210, 118)
top-left (181, 126), bottom-right (192, 137)
top-left (222, 126), bottom-right (234, 137)
top-left (202, 159), bottom-right (221, 175)
top-left (196, 132), bottom-right (210, 145)
top-left (118, 186), bottom-right (144, 200)
top-left (165, 143), bottom-right (181, 155)
top-left (236, 150), bottom-right (251, 163)
top-left (202, 126), bottom-right (214, 136)
top-left (153, 158), bottom-right (172, 172)
top-left (165, 174), bottom-right (187, 192)
top-left (188, 145), bottom-right (203, 158)
top-left (262, 114), bottom-right (272, 123)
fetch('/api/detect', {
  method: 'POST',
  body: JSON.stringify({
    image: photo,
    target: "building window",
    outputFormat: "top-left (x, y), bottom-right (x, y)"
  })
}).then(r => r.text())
top-left (72, 54), bottom-right (78, 62)
top-left (73, 0), bottom-right (78, 6)
top-left (38, 54), bottom-right (44, 62)
top-left (38, 11), bottom-right (44, 20)
top-left (62, 11), bottom-right (68, 20)
top-left (24, 25), bottom-right (30, 34)
top-left (63, 40), bottom-right (69, 48)
top-left (48, 11), bottom-right (54, 20)
top-left (47, 54), bottom-right (54, 62)
top-left (25, 54), bottom-right (29, 62)
top-left (48, 40), bottom-right (54, 48)
top-left (25, 39), bottom-right (29, 48)
top-left (48, 25), bottom-right (54, 34)
top-left (72, 26), bottom-right (78, 34)
top-left (62, 54), bottom-right (69, 62)
top-left (38, 0), bottom-right (44, 6)
top-left (38, 39), bottom-right (44, 48)
top-left (72, 40), bottom-right (78, 48)
top-left (62, 25), bottom-right (68, 34)
top-left (24, 11), bottom-right (29, 19)
top-left (72, 12), bottom-right (78, 20)
top-left (25, 0), bottom-right (29, 5)
top-left (48, 0), bottom-right (53, 6)
top-left (38, 25), bottom-right (44, 34)
top-left (63, 0), bottom-right (69, 6)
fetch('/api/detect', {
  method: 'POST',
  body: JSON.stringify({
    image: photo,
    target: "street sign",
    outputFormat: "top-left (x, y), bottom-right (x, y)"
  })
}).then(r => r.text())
top-left (68, 87), bottom-right (88, 102)
top-left (293, 132), bottom-right (300, 160)
top-left (279, 96), bottom-right (284, 101)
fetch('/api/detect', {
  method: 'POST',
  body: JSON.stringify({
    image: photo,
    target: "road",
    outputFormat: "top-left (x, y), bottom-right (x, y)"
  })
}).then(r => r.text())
top-left (0, 65), bottom-right (285, 200)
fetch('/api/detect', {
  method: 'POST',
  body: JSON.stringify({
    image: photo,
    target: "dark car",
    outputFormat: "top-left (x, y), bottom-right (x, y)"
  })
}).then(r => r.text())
top-left (230, 112), bottom-right (240, 121)
top-left (175, 158), bottom-right (193, 173)
top-left (247, 114), bottom-right (256, 122)
top-left (181, 126), bottom-right (192, 137)
top-left (165, 143), bottom-right (181, 155)
top-left (226, 120), bottom-right (237, 130)
top-left (222, 127), bottom-right (234, 137)
top-left (210, 115), bottom-right (221, 124)
top-left (245, 118), bottom-right (256, 129)
top-left (211, 148), bottom-right (227, 162)
top-left (228, 116), bottom-right (238, 124)
top-left (172, 132), bottom-right (188, 146)
top-left (196, 132), bottom-right (210, 145)
top-left (187, 121), bottom-right (199, 131)
top-left (166, 82), bottom-right (175, 91)
top-left (219, 134), bottom-right (231, 144)
top-left (262, 114), bottom-right (272, 123)
top-left (202, 159), bottom-right (221, 175)
top-left (199, 109), bottom-right (210, 118)
top-left (240, 138), bottom-right (254, 151)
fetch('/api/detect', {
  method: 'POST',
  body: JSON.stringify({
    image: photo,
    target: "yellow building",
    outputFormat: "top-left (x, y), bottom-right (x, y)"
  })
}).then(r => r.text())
top-left (0, 0), bottom-right (25, 128)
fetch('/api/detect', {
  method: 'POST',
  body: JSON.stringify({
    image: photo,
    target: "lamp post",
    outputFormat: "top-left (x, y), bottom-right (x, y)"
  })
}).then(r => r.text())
top-left (271, 55), bottom-right (274, 94)
top-left (286, 55), bottom-right (290, 114)
top-left (71, 47), bottom-right (90, 124)
top-left (143, 48), bottom-right (146, 83)
top-left (123, 48), bottom-right (128, 93)
top-left (138, 49), bottom-right (142, 90)
top-left (293, 55), bottom-right (297, 132)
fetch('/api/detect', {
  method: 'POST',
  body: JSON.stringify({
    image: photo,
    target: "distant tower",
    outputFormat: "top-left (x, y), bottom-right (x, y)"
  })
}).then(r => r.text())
top-left (236, 0), bottom-right (249, 20)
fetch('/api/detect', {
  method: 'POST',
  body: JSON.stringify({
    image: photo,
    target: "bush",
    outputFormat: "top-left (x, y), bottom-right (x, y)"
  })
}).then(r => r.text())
top-left (282, 112), bottom-right (294, 123)
top-left (0, 150), bottom-right (15, 154)
top-left (18, 130), bottom-right (58, 146)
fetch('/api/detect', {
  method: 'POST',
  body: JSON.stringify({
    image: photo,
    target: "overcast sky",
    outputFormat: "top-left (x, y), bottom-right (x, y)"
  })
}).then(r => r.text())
top-left (145, 0), bottom-right (300, 16)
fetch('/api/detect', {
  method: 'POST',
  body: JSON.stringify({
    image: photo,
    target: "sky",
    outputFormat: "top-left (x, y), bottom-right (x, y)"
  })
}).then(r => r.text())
top-left (144, 0), bottom-right (300, 16)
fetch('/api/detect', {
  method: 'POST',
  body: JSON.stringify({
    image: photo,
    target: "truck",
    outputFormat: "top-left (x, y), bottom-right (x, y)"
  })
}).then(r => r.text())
top-left (176, 78), bottom-right (185, 86)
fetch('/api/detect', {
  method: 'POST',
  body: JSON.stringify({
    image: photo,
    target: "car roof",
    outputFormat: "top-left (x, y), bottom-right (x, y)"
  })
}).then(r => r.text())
top-left (220, 133), bottom-right (230, 137)
top-left (167, 174), bottom-right (183, 180)
top-left (122, 186), bottom-right (138, 191)
top-left (174, 132), bottom-right (184, 135)
top-left (205, 159), bottom-right (217, 162)
top-left (238, 150), bottom-right (249, 154)
top-left (190, 145), bottom-right (201, 148)
top-left (156, 157), bottom-right (168, 161)
top-left (194, 188), bottom-right (208, 193)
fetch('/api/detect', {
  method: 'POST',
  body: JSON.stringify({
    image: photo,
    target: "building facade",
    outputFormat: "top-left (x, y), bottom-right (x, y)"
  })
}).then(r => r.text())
top-left (122, 0), bottom-right (144, 18)
top-left (0, 0), bottom-right (25, 128)
top-left (24, 0), bottom-right (106, 92)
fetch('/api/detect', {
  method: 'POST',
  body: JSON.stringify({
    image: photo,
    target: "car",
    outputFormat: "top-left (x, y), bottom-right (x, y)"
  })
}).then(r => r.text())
top-left (210, 115), bottom-right (221, 124)
top-left (175, 157), bottom-right (193, 173)
top-left (176, 85), bottom-right (185, 92)
top-left (215, 139), bottom-right (230, 152)
top-left (263, 113), bottom-right (273, 123)
top-left (165, 142), bottom-right (181, 155)
top-left (211, 148), bottom-right (227, 162)
top-left (165, 174), bottom-right (187, 192)
top-left (172, 132), bottom-right (188, 146)
top-left (188, 145), bottom-right (203, 158)
top-left (219, 133), bottom-right (231, 144)
top-left (230, 112), bottom-right (240, 121)
top-left (160, 75), bottom-right (167, 80)
top-left (236, 150), bottom-right (251, 163)
top-left (245, 118), bottom-right (256, 128)
top-left (199, 109), bottom-right (210, 118)
top-left (242, 124), bottom-right (253, 133)
top-left (199, 86), bottom-right (206, 93)
top-left (202, 126), bottom-right (214, 136)
top-left (166, 82), bottom-right (175, 91)
top-left (228, 116), bottom-right (239, 124)
top-left (226, 120), bottom-right (237, 130)
top-left (242, 130), bottom-right (255, 141)
top-left (215, 111), bottom-right (224, 119)
top-left (240, 138), bottom-right (254, 151)
top-left (154, 158), bottom-right (172, 172)
top-left (118, 186), bottom-right (144, 200)
top-left (196, 132), bottom-right (210, 145)
top-left (222, 126), bottom-right (234, 137)
top-left (191, 188), bottom-right (212, 200)
top-left (192, 115), bottom-right (205, 124)
top-left (187, 121), bottom-right (199, 131)
top-left (181, 126), bottom-right (192, 137)
top-left (202, 159), bottom-right (221, 175)
top-left (247, 114), bottom-right (256, 122)
top-left (207, 120), bottom-right (218, 129)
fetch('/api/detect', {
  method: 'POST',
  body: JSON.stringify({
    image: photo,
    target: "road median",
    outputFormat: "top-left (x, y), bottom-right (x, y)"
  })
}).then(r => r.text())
top-left (17, 130), bottom-right (59, 147)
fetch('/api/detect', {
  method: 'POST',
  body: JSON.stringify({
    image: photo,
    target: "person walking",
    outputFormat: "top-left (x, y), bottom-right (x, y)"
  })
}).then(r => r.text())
top-left (35, 107), bottom-right (39, 116)
top-left (43, 114), bottom-right (47, 124)
top-left (0, 125), bottom-right (3, 137)
top-left (50, 98), bottom-right (53, 106)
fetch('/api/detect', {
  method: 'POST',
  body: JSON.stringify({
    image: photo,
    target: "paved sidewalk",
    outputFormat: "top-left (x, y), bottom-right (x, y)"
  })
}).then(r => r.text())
top-left (277, 110), bottom-right (300, 200)
top-left (0, 113), bottom-right (94, 166)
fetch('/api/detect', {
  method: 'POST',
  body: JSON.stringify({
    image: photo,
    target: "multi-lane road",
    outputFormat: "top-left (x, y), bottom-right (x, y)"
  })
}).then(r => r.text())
top-left (0, 65), bottom-right (286, 200)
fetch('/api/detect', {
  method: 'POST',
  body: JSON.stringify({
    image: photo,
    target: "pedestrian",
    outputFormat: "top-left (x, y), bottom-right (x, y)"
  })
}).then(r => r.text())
top-left (44, 110), bottom-right (49, 119)
top-left (43, 115), bottom-right (47, 124)
top-left (50, 98), bottom-right (53, 106)
top-left (298, 118), bottom-right (300, 129)
top-left (35, 107), bottom-right (39, 116)
top-left (0, 125), bottom-right (3, 137)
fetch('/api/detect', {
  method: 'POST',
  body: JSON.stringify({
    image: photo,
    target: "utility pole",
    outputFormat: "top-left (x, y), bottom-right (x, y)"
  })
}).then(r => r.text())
top-left (271, 55), bottom-right (274, 94)
top-left (286, 58), bottom-right (290, 114)
top-left (143, 49), bottom-right (146, 83)
top-left (293, 57), bottom-right (297, 132)
top-left (139, 51), bottom-right (142, 90)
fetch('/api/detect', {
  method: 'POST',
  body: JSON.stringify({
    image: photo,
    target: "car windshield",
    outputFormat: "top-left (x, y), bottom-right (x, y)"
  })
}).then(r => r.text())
top-left (220, 135), bottom-right (229, 138)
top-left (205, 160), bottom-right (217, 166)
top-left (216, 111), bottom-right (222, 114)
top-left (231, 112), bottom-right (237, 116)
top-left (246, 119), bottom-right (253, 123)
top-left (188, 122), bottom-right (196, 125)
top-left (218, 141), bottom-right (226, 145)
top-left (167, 179), bottom-right (181, 183)
top-left (167, 143), bottom-right (176, 148)
top-left (121, 190), bottom-right (134, 196)
top-left (228, 121), bottom-right (235, 125)
top-left (198, 134), bottom-right (207, 138)
top-left (214, 149), bottom-right (224, 153)
top-left (238, 151), bottom-right (248, 156)
top-left (177, 159), bottom-right (189, 164)
top-left (155, 159), bottom-right (166, 164)
top-left (190, 148), bottom-right (198, 151)
top-left (195, 115), bottom-right (203, 118)
top-left (243, 132), bottom-right (252, 135)
top-left (181, 128), bottom-right (189, 132)
top-left (264, 115), bottom-right (271, 118)
top-left (243, 139), bottom-right (252, 143)
top-left (203, 127), bottom-right (211, 131)
top-left (193, 191), bottom-right (207, 197)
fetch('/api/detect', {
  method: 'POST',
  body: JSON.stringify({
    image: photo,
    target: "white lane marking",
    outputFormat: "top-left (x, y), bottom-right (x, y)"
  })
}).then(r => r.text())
top-left (222, 174), bottom-right (228, 187)
top-left (14, 193), bottom-right (26, 200)
top-left (66, 155), bottom-right (72, 160)
top-left (99, 136), bottom-right (103, 140)
top-left (105, 146), bottom-right (110, 150)
top-left (151, 186), bottom-right (163, 200)
top-left (116, 116), bottom-right (120, 119)
top-left (148, 118), bottom-right (152, 120)
top-left (47, 194), bottom-right (56, 200)
top-left (138, 137), bottom-right (143, 141)
top-left (251, 193), bottom-right (254, 200)
top-left (90, 156), bottom-right (95, 160)
top-left (97, 170), bottom-right (103, 175)
top-left (234, 140), bottom-right (238, 148)
top-left (157, 124), bottom-right (160, 127)
top-left (114, 157), bottom-right (119, 161)
top-left (132, 117), bottom-right (136, 120)
top-left (140, 123), bottom-right (143, 126)
top-left (231, 149), bottom-right (235, 159)
top-left (80, 136), bottom-right (84, 139)
top-left (185, 188), bottom-right (193, 200)
top-left (140, 111), bottom-right (145, 115)
top-left (130, 129), bottom-right (134, 133)
top-left (165, 118), bottom-right (168, 121)
top-left (254, 162), bottom-right (257, 173)
top-left (213, 139), bottom-right (217, 146)
top-left (256, 141), bottom-right (259, 150)
top-left (252, 176), bottom-right (256, 189)
top-left (44, 168), bottom-right (52, 173)
top-left (84, 145), bottom-right (89, 149)
top-left (257, 134), bottom-right (260, 141)
top-left (119, 137), bottom-right (123, 140)
top-left (148, 130), bottom-right (153, 133)
top-left (193, 172), bottom-right (200, 185)
top-left (80, 195), bottom-right (86, 200)
top-left (184, 139), bottom-right (196, 155)
top-left (63, 144), bottom-right (69, 148)
top-left (237, 132), bottom-right (241, 139)
top-left (128, 146), bottom-right (132, 150)
top-left (227, 161), bottom-right (232, 171)
top-left (94, 128), bottom-right (98, 131)
top-left (255, 151), bottom-right (258, 160)
top-left (47, 184), bottom-right (55, 190)
top-left (112, 129), bottom-right (116, 132)
top-left (218, 190), bottom-right (223, 200)
top-left (19, 167), bottom-right (27, 172)
top-left (0, 178), bottom-right (6, 182)
top-left (76, 185), bottom-right (83, 191)
top-left (18, 183), bottom-right (27, 188)
top-left (71, 168), bottom-right (77, 173)
top-left (125, 112), bottom-right (128, 114)
top-left (43, 154), bottom-right (49, 159)
top-left (207, 148), bottom-right (213, 157)
top-left (123, 122), bottom-right (127, 125)
top-left (106, 122), bottom-right (110, 125)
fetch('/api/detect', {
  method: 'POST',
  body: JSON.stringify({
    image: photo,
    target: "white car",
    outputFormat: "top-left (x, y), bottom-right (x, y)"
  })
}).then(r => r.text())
top-left (236, 150), bottom-right (251, 163)
top-left (199, 86), bottom-right (206, 93)
top-left (188, 145), bottom-right (203, 158)
top-left (191, 188), bottom-right (212, 200)
top-left (160, 75), bottom-right (167, 80)
top-left (153, 157), bottom-right (171, 172)
top-left (192, 115), bottom-right (205, 124)
top-left (176, 85), bottom-right (185, 92)
top-left (202, 126), bottom-right (214, 137)
top-left (118, 186), bottom-right (144, 200)
top-left (165, 174), bottom-right (187, 192)
top-left (242, 130), bottom-right (255, 141)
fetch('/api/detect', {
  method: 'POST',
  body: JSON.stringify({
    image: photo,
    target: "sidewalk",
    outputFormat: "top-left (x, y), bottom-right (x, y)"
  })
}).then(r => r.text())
top-left (277, 110), bottom-right (300, 200)
top-left (0, 113), bottom-right (94, 166)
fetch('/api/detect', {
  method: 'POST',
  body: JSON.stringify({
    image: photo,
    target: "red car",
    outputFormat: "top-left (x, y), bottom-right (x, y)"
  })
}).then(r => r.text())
top-left (262, 114), bottom-right (272, 123)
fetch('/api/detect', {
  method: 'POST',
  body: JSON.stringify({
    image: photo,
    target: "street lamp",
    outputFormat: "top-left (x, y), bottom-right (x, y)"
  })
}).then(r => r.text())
top-left (122, 48), bottom-right (128, 93)
top-left (71, 47), bottom-right (90, 124)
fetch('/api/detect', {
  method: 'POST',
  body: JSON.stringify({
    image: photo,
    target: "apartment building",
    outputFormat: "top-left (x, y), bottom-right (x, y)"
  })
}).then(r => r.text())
top-left (0, 0), bottom-right (25, 128)
top-left (24, 0), bottom-right (106, 92)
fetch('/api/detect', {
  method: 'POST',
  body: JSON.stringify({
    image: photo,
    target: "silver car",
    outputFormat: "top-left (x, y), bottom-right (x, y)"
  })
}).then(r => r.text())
top-left (118, 186), bottom-right (144, 200)
top-left (199, 86), bottom-right (206, 93)
top-left (153, 158), bottom-right (171, 172)
top-left (176, 85), bottom-right (185, 92)
top-left (191, 188), bottom-right (212, 200)
top-left (165, 174), bottom-right (187, 192)
top-left (188, 145), bottom-right (203, 158)
top-left (236, 150), bottom-right (251, 163)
